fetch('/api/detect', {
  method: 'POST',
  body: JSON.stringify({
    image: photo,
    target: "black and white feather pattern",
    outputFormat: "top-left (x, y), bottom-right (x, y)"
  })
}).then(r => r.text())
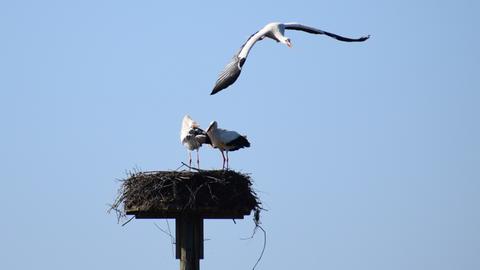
top-left (210, 22), bottom-right (370, 95)
top-left (211, 56), bottom-right (246, 95)
top-left (206, 121), bottom-right (250, 152)
top-left (225, 135), bottom-right (250, 151)
top-left (206, 120), bottom-right (250, 169)
top-left (182, 127), bottom-right (211, 149)
top-left (210, 32), bottom-right (258, 95)
top-left (284, 23), bottom-right (370, 42)
top-left (181, 115), bottom-right (211, 151)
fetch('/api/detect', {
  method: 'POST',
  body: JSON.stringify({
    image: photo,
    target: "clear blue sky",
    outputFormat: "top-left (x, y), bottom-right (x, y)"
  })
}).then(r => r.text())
top-left (1, 1), bottom-right (479, 269)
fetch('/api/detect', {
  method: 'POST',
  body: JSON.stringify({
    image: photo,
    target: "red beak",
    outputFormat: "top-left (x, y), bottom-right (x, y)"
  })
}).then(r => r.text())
top-left (286, 40), bottom-right (292, 48)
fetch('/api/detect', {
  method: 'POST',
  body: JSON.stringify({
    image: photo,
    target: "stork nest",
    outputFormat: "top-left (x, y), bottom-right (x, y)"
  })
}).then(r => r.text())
top-left (109, 169), bottom-right (261, 223)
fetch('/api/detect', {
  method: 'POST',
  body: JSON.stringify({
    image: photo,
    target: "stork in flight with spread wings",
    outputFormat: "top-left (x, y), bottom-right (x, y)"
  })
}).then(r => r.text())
top-left (211, 22), bottom-right (370, 95)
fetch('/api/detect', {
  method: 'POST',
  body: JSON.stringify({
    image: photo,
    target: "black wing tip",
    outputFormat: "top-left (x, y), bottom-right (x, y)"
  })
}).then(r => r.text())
top-left (210, 78), bottom-right (234, 95)
top-left (210, 87), bottom-right (222, 95)
top-left (241, 138), bottom-right (251, 148)
top-left (359, 35), bottom-right (371, 41)
top-left (226, 135), bottom-right (250, 151)
top-left (237, 136), bottom-right (251, 148)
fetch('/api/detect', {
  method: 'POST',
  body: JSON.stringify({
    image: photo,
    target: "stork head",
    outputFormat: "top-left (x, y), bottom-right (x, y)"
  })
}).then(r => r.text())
top-left (206, 121), bottom-right (217, 133)
top-left (282, 37), bottom-right (292, 48)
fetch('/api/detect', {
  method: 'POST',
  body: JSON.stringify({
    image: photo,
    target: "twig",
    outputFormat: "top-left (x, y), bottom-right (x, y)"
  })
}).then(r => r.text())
top-left (240, 218), bottom-right (267, 270)
top-left (137, 170), bottom-right (166, 175)
top-left (154, 222), bottom-right (174, 238)
top-left (166, 219), bottom-right (173, 240)
top-left (180, 162), bottom-right (205, 172)
top-left (166, 220), bottom-right (175, 257)
top-left (174, 163), bottom-right (186, 171)
top-left (154, 221), bottom-right (176, 258)
top-left (121, 216), bottom-right (135, 226)
top-left (252, 225), bottom-right (266, 270)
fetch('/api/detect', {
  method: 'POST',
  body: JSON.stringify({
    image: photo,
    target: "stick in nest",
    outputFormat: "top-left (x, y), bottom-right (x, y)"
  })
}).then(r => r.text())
top-left (180, 162), bottom-right (205, 172)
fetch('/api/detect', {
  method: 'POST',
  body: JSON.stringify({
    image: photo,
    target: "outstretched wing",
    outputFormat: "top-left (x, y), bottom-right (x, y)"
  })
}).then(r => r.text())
top-left (284, 23), bottom-right (370, 42)
top-left (211, 31), bottom-right (264, 95)
top-left (211, 56), bottom-right (246, 95)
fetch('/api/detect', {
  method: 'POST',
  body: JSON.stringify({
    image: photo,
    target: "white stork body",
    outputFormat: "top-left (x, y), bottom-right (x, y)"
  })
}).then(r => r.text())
top-left (206, 121), bottom-right (250, 169)
top-left (180, 115), bottom-right (211, 169)
top-left (211, 22), bottom-right (370, 95)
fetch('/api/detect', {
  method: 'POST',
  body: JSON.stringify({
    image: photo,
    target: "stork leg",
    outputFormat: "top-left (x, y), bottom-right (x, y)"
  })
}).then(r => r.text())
top-left (188, 151), bottom-right (192, 170)
top-left (220, 150), bottom-right (226, 170)
top-left (196, 149), bottom-right (200, 169)
top-left (226, 151), bottom-right (229, 170)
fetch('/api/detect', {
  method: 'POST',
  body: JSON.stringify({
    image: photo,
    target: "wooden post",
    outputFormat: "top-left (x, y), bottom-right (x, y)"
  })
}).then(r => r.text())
top-left (176, 215), bottom-right (204, 270)
top-left (119, 170), bottom-right (258, 269)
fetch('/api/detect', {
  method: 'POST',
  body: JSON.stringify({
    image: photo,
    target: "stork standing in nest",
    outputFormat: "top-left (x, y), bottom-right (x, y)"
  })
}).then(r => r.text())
top-left (180, 115), bottom-right (211, 169)
top-left (206, 121), bottom-right (250, 170)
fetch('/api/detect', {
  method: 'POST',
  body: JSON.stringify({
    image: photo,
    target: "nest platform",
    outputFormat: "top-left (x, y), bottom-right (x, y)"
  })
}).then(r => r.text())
top-left (110, 169), bottom-right (261, 270)
top-left (112, 170), bottom-right (260, 220)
